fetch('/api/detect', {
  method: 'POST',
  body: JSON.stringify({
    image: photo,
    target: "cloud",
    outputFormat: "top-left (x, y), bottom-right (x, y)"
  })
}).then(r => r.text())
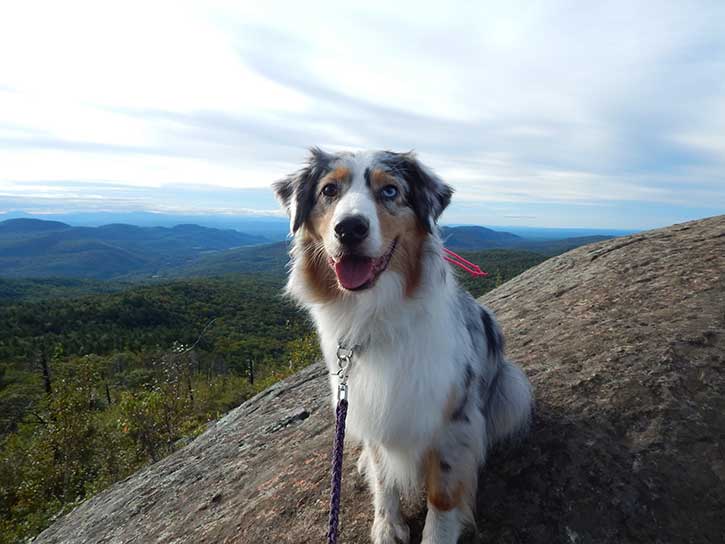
top-left (0, 0), bottom-right (723, 228)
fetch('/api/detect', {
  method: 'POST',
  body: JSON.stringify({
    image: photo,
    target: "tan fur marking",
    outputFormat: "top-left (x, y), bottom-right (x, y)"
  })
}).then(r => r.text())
top-left (305, 166), bottom-right (350, 240)
top-left (424, 450), bottom-right (465, 512)
top-left (298, 238), bottom-right (339, 303)
top-left (370, 168), bottom-right (396, 189)
top-left (376, 205), bottom-right (426, 298)
top-left (370, 169), bottom-right (427, 297)
top-left (297, 167), bottom-right (352, 300)
top-left (403, 225), bottom-right (426, 297)
top-left (324, 166), bottom-right (351, 183)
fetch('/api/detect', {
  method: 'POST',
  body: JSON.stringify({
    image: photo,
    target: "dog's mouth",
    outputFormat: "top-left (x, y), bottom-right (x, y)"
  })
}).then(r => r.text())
top-left (328, 238), bottom-right (398, 291)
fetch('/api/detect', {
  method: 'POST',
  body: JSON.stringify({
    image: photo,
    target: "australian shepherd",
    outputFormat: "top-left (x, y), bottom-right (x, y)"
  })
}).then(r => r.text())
top-left (274, 149), bottom-right (533, 544)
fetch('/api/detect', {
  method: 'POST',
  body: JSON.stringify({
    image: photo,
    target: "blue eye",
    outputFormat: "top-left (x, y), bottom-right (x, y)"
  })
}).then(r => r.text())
top-left (380, 185), bottom-right (398, 199)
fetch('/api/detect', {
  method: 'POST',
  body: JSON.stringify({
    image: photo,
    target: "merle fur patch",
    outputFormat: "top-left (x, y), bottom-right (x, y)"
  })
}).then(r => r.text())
top-left (378, 151), bottom-right (453, 232)
top-left (480, 306), bottom-right (504, 359)
top-left (272, 147), bottom-right (332, 232)
top-left (451, 365), bottom-right (475, 422)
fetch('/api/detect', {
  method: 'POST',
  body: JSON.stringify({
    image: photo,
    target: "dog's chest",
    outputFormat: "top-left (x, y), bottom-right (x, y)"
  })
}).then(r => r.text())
top-left (341, 342), bottom-right (456, 450)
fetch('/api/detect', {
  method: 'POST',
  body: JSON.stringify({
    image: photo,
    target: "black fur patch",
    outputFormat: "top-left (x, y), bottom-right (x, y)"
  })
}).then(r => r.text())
top-left (273, 177), bottom-right (294, 208)
top-left (482, 364), bottom-right (503, 415)
top-left (477, 375), bottom-right (488, 413)
top-left (480, 307), bottom-right (503, 359)
top-left (451, 365), bottom-right (475, 422)
top-left (272, 147), bottom-right (332, 232)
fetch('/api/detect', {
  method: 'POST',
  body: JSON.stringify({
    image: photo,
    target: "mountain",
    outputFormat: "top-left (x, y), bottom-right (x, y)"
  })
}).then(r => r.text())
top-left (440, 225), bottom-right (522, 249)
top-left (483, 225), bottom-right (639, 240)
top-left (0, 218), bottom-right (71, 233)
top-left (0, 218), bottom-right (620, 281)
top-left (33, 215), bottom-right (725, 543)
top-left (0, 219), bottom-right (267, 279)
top-left (440, 225), bottom-right (614, 254)
top-left (153, 241), bottom-right (291, 278)
top-left (1, 211), bottom-right (292, 241)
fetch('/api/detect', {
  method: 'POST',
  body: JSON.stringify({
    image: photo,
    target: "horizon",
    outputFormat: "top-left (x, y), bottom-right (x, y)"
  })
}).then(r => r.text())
top-left (2, 1), bottom-right (725, 229)
top-left (0, 208), bottom-right (645, 236)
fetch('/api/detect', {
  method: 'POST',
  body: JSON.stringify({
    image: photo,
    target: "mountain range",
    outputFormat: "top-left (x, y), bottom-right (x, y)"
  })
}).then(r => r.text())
top-left (441, 225), bottom-right (612, 254)
top-left (1, 211), bottom-right (637, 240)
top-left (0, 218), bottom-right (616, 280)
top-left (0, 219), bottom-right (267, 279)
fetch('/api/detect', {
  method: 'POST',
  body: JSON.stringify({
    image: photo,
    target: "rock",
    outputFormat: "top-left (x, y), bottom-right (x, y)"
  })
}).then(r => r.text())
top-left (34, 216), bottom-right (725, 544)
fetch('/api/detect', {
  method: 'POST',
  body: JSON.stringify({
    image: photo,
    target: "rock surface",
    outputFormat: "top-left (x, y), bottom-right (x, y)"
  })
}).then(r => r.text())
top-left (34, 216), bottom-right (725, 544)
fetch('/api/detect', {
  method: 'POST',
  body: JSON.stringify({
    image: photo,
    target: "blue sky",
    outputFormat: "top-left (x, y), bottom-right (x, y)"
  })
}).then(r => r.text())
top-left (1, 1), bottom-right (723, 229)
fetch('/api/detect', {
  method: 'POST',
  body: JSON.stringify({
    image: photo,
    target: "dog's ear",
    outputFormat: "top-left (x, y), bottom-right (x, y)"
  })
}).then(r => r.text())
top-left (273, 147), bottom-right (332, 233)
top-left (386, 152), bottom-right (453, 233)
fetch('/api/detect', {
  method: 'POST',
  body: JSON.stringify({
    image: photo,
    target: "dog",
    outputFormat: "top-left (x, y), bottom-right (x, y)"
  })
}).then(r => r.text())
top-left (274, 148), bottom-right (533, 544)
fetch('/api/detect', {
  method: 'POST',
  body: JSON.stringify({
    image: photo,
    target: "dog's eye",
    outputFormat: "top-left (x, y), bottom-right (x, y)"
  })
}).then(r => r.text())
top-left (380, 185), bottom-right (398, 199)
top-left (321, 184), bottom-right (338, 197)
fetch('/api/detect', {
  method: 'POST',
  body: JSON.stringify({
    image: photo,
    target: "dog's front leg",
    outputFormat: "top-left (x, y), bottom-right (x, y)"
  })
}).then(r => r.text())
top-left (421, 504), bottom-right (463, 544)
top-left (365, 445), bottom-right (410, 544)
top-left (421, 437), bottom-right (478, 543)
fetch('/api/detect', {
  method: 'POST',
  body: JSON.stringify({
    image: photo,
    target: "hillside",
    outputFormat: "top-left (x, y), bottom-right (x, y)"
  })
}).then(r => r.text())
top-left (440, 225), bottom-right (522, 249)
top-left (0, 219), bottom-right (267, 279)
top-left (441, 225), bottom-right (613, 255)
top-left (0, 277), bottom-right (130, 303)
top-left (32, 215), bottom-right (725, 543)
top-left (152, 241), bottom-right (291, 278)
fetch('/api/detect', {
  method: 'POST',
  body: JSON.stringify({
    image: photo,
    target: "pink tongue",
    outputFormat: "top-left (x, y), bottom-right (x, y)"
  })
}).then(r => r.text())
top-left (334, 256), bottom-right (375, 290)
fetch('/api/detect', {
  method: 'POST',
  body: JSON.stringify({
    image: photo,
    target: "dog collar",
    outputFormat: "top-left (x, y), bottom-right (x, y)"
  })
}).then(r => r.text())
top-left (335, 343), bottom-right (356, 401)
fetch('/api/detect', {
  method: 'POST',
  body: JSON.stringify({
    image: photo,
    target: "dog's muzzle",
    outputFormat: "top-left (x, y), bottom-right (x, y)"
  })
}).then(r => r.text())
top-left (328, 238), bottom-right (398, 291)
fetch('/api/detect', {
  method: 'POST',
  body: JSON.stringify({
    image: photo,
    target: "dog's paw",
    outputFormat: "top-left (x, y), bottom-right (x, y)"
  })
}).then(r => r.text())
top-left (371, 516), bottom-right (410, 544)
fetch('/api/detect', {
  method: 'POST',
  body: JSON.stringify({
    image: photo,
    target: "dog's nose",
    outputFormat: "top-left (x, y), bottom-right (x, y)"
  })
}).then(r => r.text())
top-left (334, 215), bottom-right (369, 245)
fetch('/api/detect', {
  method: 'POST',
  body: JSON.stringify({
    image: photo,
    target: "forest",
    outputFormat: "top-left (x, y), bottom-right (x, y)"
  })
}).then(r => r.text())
top-left (0, 249), bottom-right (545, 543)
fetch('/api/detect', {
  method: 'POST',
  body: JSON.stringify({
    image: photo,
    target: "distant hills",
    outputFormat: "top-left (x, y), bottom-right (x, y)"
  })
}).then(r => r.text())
top-left (441, 224), bottom-right (613, 254)
top-left (0, 217), bottom-right (618, 281)
top-left (0, 211), bottom-right (292, 241)
top-left (0, 218), bottom-right (267, 279)
top-left (146, 241), bottom-right (291, 279)
top-left (2, 211), bottom-right (636, 241)
top-left (149, 228), bottom-right (614, 280)
top-left (441, 225), bottom-right (523, 249)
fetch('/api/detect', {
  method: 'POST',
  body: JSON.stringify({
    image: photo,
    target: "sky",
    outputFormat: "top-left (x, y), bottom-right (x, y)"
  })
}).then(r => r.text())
top-left (1, 0), bottom-right (724, 229)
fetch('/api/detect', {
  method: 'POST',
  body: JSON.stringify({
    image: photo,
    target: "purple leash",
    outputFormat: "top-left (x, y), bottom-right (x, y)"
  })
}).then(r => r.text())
top-left (327, 344), bottom-right (354, 544)
top-left (328, 397), bottom-right (348, 543)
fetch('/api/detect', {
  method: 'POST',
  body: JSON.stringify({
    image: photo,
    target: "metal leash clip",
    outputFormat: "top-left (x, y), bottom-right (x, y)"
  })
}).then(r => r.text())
top-left (335, 344), bottom-right (354, 402)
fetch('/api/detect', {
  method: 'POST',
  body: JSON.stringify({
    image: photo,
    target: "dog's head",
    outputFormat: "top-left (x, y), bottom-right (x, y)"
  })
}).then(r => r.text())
top-left (274, 148), bottom-right (453, 300)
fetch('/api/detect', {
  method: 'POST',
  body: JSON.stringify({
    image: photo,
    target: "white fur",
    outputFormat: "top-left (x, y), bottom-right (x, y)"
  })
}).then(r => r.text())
top-left (327, 155), bottom-right (384, 259)
top-left (313, 242), bottom-right (458, 495)
top-left (422, 506), bottom-right (463, 544)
